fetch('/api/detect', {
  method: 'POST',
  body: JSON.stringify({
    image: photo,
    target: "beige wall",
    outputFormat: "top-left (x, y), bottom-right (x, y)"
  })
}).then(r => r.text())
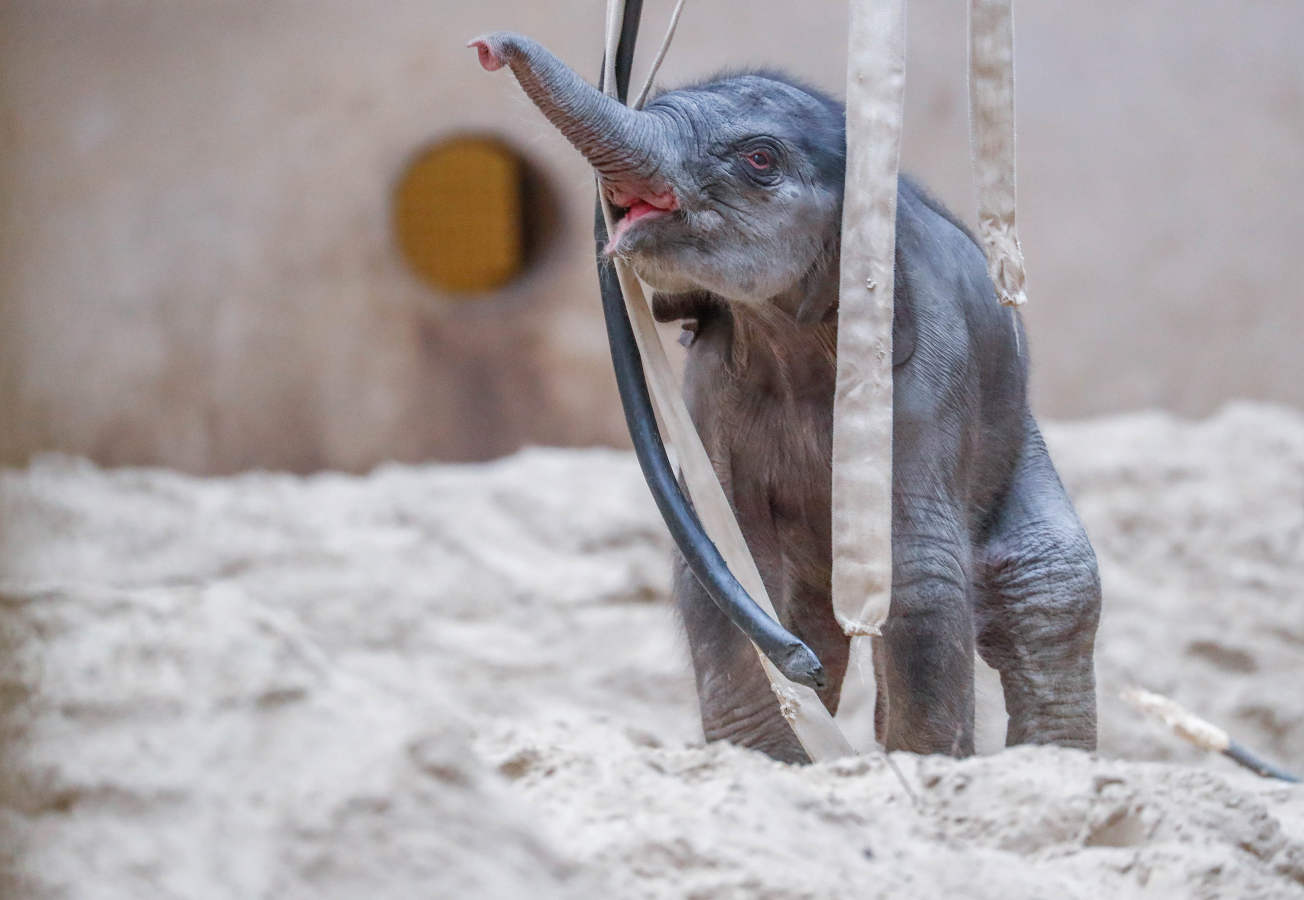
top-left (2, 1), bottom-right (1300, 473)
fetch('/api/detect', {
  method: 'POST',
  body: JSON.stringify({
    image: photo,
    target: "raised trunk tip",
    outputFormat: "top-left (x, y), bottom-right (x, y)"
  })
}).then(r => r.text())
top-left (467, 32), bottom-right (517, 72)
top-left (467, 30), bottom-right (667, 190)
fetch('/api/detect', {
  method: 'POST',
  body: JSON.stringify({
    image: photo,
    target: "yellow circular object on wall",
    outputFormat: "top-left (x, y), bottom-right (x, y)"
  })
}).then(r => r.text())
top-left (392, 137), bottom-right (525, 294)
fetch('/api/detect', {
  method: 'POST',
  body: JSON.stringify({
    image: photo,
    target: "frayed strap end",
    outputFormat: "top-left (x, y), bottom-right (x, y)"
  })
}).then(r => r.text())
top-left (978, 219), bottom-right (1029, 307)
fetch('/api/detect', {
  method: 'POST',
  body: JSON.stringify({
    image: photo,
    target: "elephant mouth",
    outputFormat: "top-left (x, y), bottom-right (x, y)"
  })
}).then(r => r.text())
top-left (603, 182), bottom-right (679, 253)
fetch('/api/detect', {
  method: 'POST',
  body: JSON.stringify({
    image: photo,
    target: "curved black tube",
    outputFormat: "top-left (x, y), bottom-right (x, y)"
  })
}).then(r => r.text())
top-left (592, 2), bottom-right (825, 690)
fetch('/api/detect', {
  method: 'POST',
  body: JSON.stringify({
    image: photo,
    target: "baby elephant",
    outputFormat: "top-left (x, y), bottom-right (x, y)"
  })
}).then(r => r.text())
top-left (472, 32), bottom-right (1101, 763)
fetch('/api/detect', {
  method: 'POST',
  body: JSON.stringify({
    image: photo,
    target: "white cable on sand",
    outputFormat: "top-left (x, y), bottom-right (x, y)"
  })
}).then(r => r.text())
top-left (1122, 686), bottom-right (1300, 783)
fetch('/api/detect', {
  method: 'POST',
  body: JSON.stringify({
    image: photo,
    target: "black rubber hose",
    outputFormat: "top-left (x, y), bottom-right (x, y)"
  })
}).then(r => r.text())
top-left (591, 0), bottom-right (825, 690)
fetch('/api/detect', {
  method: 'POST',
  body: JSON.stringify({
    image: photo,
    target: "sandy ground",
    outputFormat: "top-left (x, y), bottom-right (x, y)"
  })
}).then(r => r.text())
top-left (1, 404), bottom-right (1302, 898)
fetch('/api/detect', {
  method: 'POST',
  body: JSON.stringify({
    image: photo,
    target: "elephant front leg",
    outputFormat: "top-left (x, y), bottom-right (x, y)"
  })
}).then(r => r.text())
top-left (879, 495), bottom-right (976, 756)
top-left (673, 553), bottom-right (810, 764)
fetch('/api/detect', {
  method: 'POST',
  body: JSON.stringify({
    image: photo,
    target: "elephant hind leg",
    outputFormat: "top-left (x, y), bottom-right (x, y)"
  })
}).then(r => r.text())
top-left (975, 424), bottom-right (1101, 750)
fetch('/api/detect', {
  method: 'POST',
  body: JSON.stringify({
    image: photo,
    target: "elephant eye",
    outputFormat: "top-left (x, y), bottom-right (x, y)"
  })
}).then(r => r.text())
top-left (744, 149), bottom-right (773, 171)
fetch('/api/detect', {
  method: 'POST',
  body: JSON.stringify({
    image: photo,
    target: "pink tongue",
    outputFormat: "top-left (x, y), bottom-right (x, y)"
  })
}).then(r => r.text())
top-left (606, 197), bottom-right (674, 252)
top-left (625, 200), bottom-right (661, 224)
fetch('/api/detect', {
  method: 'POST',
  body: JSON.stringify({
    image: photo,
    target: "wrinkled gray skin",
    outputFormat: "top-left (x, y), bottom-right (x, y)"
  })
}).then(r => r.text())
top-left (472, 32), bottom-right (1100, 762)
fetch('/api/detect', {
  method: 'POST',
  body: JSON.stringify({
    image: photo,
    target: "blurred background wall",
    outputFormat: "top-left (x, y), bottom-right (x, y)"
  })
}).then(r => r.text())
top-left (1, 0), bottom-right (1300, 474)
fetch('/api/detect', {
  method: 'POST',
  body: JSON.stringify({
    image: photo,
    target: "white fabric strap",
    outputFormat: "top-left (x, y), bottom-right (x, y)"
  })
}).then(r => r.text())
top-left (600, 0), bottom-right (853, 762)
top-left (832, 0), bottom-right (904, 641)
top-left (633, 0), bottom-right (688, 110)
top-left (830, 0), bottom-right (907, 746)
top-left (968, 0), bottom-right (1028, 307)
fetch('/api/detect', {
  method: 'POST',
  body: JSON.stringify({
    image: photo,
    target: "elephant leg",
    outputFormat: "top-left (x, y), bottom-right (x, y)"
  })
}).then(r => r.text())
top-left (673, 553), bottom-right (809, 764)
top-left (975, 422), bottom-right (1101, 749)
top-left (880, 491), bottom-right (976, 756)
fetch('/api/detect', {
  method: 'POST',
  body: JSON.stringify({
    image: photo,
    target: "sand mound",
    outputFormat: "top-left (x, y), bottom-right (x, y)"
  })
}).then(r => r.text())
top-left (1, 404), bottom-right (1301, 898)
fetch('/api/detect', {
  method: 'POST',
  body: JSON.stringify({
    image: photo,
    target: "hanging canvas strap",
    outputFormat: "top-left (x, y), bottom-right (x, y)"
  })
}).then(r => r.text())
top-left (599, 0), bottom-right (853, 762)
top-left (831, 0), bottom-right (907, 733)
top-left (968, 0), bottom-right (1028, 307)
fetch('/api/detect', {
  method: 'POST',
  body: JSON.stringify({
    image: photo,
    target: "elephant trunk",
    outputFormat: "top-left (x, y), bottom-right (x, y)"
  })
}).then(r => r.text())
top-left (469, 31), bottom-right (672, 206)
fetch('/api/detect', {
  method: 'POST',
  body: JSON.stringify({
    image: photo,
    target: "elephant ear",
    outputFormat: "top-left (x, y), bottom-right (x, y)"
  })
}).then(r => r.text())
top-left (795, 245), bottom-right (839, 326)
top-left (794, 288), bottom-right (836, 327)
top-left (795, 251), bottom-right (916, 368)
top-left (890, 280), bottom-right (915, 367)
